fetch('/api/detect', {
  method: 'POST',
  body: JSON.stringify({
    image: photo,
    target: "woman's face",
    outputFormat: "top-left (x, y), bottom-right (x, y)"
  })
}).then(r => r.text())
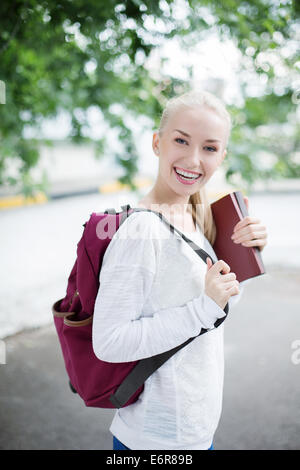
top-left (153, 105), bottom-right (229, 198)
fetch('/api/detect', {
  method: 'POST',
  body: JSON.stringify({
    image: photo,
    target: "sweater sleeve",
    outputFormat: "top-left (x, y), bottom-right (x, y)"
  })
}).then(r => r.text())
top-left (92, 213), bottom-right (227, 363)
top-left (92, 265), bottom-right (227, 363)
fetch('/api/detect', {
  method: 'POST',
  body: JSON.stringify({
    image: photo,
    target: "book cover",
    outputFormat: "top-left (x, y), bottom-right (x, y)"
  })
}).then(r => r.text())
top-left (211, 191), bottom-right (266, 282)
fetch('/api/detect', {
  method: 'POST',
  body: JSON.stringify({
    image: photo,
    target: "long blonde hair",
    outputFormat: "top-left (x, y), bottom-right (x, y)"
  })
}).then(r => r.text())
top-left (157, 89), bottom-right (232, 245)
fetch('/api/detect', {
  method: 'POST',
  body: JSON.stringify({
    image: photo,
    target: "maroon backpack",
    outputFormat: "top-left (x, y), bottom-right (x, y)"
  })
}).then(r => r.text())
top-left (52, 204), bottom-right (229, 409)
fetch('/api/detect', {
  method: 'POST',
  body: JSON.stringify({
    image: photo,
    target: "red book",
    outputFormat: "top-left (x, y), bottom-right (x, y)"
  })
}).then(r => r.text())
top-left (211, 191), bottom-right (266, 282)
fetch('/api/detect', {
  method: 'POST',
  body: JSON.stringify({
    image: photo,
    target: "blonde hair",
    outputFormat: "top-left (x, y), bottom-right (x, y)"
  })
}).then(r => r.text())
top-left (157, 89), bottom-right (232, 245)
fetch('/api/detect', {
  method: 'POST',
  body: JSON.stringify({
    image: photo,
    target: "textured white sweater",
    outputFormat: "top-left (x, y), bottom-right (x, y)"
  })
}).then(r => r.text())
top-left (92, 210), bottom-right (250, 450)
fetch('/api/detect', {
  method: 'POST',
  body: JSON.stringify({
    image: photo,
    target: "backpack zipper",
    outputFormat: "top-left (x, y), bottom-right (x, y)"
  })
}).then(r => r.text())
top-left (69, 289), bottom-right (79, 307)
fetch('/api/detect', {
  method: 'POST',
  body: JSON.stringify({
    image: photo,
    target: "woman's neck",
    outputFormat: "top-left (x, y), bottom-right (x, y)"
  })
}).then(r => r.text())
top-left (140, 185), bottom-right (191, 216)
top-left (137, 186), bottom-right (196, 232)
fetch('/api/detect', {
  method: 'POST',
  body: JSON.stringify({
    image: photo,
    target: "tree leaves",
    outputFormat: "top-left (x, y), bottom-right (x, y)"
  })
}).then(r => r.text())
top-left (0, 0), bottom-right (299, 196)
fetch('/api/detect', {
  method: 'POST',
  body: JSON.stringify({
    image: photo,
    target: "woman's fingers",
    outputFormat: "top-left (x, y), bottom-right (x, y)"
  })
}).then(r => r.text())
top-left (224, 280), bottom-right (240, 293)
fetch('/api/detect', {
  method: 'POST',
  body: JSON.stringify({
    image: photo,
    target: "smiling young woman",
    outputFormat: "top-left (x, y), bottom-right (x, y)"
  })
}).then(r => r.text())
top-left (92, 89), bottom-right (267, 451)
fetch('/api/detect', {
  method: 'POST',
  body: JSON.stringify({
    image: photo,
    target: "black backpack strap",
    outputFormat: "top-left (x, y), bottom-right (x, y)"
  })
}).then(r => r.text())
top-left (104, 208), bottom-right (116, 214)
top-left (109, 336), bottom-right (195, 408)
top-left (121, 204), bottom-right (131, 213)
top-left (109, 206), bottom-right (229, 408)
top-left (129, 207), bottom-right (218, 266)
top-left (104, 204), bottom-right (131, 215)
top-left (104, 204), bottom-right (132, 225)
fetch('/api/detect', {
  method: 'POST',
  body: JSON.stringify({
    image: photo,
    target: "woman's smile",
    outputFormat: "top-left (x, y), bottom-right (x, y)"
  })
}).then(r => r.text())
top-left (173, 166), bottom-right (203, 185)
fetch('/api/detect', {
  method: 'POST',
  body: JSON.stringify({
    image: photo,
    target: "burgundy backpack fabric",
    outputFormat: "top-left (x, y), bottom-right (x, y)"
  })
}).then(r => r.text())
top-left (52, 205), bottom-right (145, 408)
top-left (52, 204), bottom-right (229, 409)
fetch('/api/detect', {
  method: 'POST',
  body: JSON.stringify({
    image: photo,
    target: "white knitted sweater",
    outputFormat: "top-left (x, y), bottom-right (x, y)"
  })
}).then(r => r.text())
top-left (92, 211), bottom-right (250, 450)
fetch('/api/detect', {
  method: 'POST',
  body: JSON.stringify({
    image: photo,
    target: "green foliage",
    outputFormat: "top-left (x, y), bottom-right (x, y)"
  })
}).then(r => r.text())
top-left (0, 0), bottom-right (299, 196)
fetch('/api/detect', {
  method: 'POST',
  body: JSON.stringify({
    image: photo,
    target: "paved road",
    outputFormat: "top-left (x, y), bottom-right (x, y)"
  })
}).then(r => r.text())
top-left (1, 189), bottom-right (300, 449)
top-left (1, 265), bottom-right (299, 450)
top-left (1, 190), bottom-right (300, 339)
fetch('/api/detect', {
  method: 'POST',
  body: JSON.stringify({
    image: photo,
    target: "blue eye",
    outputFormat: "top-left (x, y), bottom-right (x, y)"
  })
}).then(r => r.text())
top-left (175, 138), bottom-right (217, 152)
top-left (175, 137), bottom-right (188, 145)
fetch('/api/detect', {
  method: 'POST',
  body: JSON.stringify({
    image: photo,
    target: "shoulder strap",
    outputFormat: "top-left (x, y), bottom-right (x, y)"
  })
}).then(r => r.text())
top-left (108, 205), bottom-right (229, 408)
top-left (129, 206), bottom-right (217, 265)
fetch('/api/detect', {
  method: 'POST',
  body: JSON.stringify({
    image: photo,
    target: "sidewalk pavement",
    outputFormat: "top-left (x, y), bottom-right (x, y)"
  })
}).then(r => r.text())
top-left (1, 265), bottom-right (300, 450)
top-left (0, 189), bottom-right (299, 339)
top-left (1, 185), bottom-right (299, 449)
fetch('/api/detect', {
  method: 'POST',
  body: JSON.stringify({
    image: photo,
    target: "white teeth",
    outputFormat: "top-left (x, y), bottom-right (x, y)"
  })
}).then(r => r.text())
top-left (175, 168), bottom-right (201, 179)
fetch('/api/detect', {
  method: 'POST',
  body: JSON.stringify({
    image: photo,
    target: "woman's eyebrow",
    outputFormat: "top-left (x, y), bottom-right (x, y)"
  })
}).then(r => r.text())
top-left (172, 129), bottom-right (221, 142)
top-left (173, 129), bottom-right (191, 137)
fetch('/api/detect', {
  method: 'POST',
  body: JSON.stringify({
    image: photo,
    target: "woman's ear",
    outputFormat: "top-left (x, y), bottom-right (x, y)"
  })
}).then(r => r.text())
top-left (152, 132), bottom-right (160, 156)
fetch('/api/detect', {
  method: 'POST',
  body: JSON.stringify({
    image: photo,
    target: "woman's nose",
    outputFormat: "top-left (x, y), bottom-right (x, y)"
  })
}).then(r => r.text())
top-left (189, 147), bottom-right (202, 167)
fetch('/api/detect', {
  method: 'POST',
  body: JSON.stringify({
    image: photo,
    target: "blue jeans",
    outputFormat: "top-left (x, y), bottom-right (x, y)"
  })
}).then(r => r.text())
top-left (113, 435), bottom-right (214, 450)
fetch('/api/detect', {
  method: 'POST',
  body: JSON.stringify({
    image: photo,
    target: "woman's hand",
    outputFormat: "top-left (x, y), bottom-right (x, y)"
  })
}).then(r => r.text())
top-left (205, 258), bottom-right (240, 311)
top-left (231, 196), bottom-right (268, 252)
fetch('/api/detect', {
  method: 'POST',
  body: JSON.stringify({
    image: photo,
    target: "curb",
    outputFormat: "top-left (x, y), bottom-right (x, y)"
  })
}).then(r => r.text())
top-left (0, 176), bottom-right (232, 211)
top-left (0, 177), bottom-right (153, 210)
top-left (0, 192), bottom-right (48, 210)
